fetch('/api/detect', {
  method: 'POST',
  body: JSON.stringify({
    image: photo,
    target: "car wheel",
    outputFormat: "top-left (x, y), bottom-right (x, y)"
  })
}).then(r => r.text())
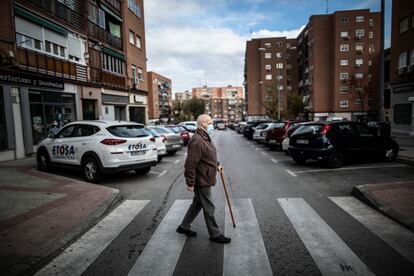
top-left (384, 142), bottom-right (399, 162)
top-left (292, 153), bottom-right (307, 164)
top-left (135, 166), bottom-right (151, 175)
top-left (37, 149), bottom-right (51, 172)
top-left (83, 157), bottom-right (102, 183)
top-left (167, 150), bottom-right (177, 156)
top-left (328, 150), bottom-right (343, 168)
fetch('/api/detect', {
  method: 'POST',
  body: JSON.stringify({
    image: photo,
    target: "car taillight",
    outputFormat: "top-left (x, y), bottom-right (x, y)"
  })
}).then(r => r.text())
top-left (161, 135), bottom-right (167, 142)
top-left (100, 139), bottom-right (127, 145)
top-left (321, 124), bottom-right (332, 135)
top-left (150, 137), bottom-right (156, 142)
top-left (181, 132), bottom-right (189, 137)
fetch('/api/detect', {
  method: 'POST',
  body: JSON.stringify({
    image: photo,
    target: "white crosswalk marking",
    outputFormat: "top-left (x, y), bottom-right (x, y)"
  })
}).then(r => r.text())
top-left (128, 200), bottom-right (192, 276)
top-left (35, 200), bottom-right (149, 276)
top-left (224, 199), bottom-right (272, 276)
top-left (330, 196), bottom-right (414, 264)
top-left (278, 198), bottom-right (374, 276)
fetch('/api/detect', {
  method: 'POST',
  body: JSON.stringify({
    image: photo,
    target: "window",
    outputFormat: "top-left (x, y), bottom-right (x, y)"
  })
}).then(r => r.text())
top-left (394, 104), bottom-right (412, 124)
top-left (265, 64), bottom-right (271, 71)
top-left (276, 52), bottom-right (282, 58)
top-left (129, 30), bottom-right (135, 45)
top-left (340, 72), bottom-right (349, 80)
top-left (341, 16), bottom-right (349, 23)
top-left (45, 41), bottom-right (51, 52)
top-left (103, 53), bottom-right (124, 75)
top-left (341, 31), bottom-right (349, 38)
top-left (355, 99), bottom-right (363, 105)
top-left (56, 125), bottom-right (76, 138)
top-left (276, 75), bottom-right (283, 80)
top-left (356, 29), bottom-right (364, 38)
top-left (340, 60), bottom-right (348, 66)
top-left (131, 65), bottom-right (137, 83)
top-left (265, 74), bottom-right (272, 80)
top-left (410, 50), bottom-right (414, 65)
top-left (400, 17), bottom-right (409, 33)
top-left (136, 35), bottom-right (142, 49)
top-left (286, 64), bottom-right (292, 69)
top-left (399, 52), bottom-right (408, 68)
top-left (369, 31), bottom-right (373, 38)
top-left (368, 45), bottom-right (375, 54)
top-left (265, 53), bottom-right (272, 59)
top-left (138, 67), bottom-right (144, 80)
top-left (264, 43), bottom-right (271, 48)
top-left (98, 8), bottom-right (106, 29)
top-left (340, 101), bottom-right (349, 108)
top-left (355, 59), bottom-right (363, 66)
top-left (369, 18), bottom-right (374, 27)
top-left (277, 41), bottom-right (283, 47)
top-left (276, 63), bottom-right (283, 69)
top-left (286, 43), bottom-right (291, 48)
top-left (340, 86), bottom-right (349, 93)
top-left (355, 73), bottom-right (363, 79)
top-left (368, 60), bottom-right (372, 66)
top-left (356, 16), bottom-right (364, 22)
top-left (75, 125), bottom-right (100, 137)
top-left (16, 33), bottom-right (42, 51)
top-left (356, 44), bottom-right (364, 53)
top-left (129, 0), bottom-right (142, 18)
top-left (340, 44), bottom-right (349, 52)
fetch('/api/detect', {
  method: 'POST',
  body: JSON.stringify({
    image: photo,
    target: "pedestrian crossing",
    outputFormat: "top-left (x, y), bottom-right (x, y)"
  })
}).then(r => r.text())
top-left (36, 197), bottom-right (414, 275)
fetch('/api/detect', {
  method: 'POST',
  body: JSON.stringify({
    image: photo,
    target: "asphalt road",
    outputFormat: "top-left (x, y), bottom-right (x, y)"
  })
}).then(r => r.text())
top-left (39, 130), bottom-right (414, 276)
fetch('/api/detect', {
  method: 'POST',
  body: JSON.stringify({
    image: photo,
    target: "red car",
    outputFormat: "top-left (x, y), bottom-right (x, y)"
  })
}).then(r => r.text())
top-left (265, 121), bottom-right (299, 148)
top-left (166, 126), bottom-right (190, 145)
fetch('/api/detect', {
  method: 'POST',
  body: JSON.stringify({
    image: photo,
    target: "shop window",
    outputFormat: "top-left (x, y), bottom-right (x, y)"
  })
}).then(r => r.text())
top-left (394, 104), bottom-right (412, 124)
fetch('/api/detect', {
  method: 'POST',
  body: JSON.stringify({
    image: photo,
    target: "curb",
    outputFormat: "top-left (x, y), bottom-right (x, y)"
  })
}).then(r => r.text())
top-left (397, 156), bottom-right (414, 167)
top-left (352, 184), bottom-right (414, 232)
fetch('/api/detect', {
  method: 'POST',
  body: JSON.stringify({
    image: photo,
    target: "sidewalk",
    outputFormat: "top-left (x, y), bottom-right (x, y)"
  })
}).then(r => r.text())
top-left (393, 133), bottom-right (414, 166)
top-left (0, 158), bottom-right (120, 275)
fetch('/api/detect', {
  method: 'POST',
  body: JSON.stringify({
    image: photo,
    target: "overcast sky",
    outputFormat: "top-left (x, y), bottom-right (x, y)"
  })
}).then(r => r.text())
top-left (144, 0), bottom-right (391, 95)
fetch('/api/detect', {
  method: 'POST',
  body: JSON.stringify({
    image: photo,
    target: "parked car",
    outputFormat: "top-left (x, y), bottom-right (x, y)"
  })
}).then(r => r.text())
top-left (178, 121), bottom-right (197, 128)
top-left (181, 124), bottom-right (197, 133)
top-left (288, 121), bottom-right (399, 168)
top-left (217, 122), bottom-right (227, 130)
top-left (281, 122), bottom-right (309, 155)
top-left (237, 122), bottom-right (247, 133)
top-left (166, 126), bottom-right (191, 145)
top-left (146, 128), bottom-right (167, 162)
top-left (244, 120), bottom-right (272, 140)
top-left (148, 127), bottom-right (183, 155)
top-left (265, 121), bottom-right (298, 149)
top-left (253, 122), bottom-right (274, 143)
top-left (36, 121), bottom-right (158, 183)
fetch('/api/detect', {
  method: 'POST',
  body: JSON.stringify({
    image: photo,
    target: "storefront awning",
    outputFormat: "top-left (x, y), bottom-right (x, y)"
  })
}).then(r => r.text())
top-left (103, 47), bottom-right (126, 61)
top-left (14, 5), bottom-right (68, 36)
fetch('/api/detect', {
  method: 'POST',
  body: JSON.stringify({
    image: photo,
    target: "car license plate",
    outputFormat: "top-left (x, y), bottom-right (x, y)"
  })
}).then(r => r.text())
top-left (269, 140), bottom-right (277, 144)
top-left (296, 139), bottom-right (309, 144)
top-left (131, 151), bottom-right (146, 156)
top-left (172, 144), bottom-right (181, 148)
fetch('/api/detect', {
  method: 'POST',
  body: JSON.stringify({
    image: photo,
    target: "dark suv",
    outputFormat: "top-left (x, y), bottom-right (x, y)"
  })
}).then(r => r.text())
top-left (288, 121), bottom-right (399, 168)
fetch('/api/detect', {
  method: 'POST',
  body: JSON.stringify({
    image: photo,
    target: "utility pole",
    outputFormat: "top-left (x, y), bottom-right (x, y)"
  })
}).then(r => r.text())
top-left (379, 0), bottom-right (385, 121)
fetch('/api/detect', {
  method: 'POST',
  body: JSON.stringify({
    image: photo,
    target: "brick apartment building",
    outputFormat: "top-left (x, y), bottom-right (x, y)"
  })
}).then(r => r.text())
top-left (390, 0), bottom-right (414, 135)
top-left (0, 0), bottom-right (149, 161)
top-left (244, 9), bottom-right (381, 122)
top-left (244, 37), bottom-right (298, 118)
top-left (147, 71), bottom-right (172, 123)
top-left (175, 90), bottom-right (192, 102)
top-left (192, 85), bottom-right (244, 122)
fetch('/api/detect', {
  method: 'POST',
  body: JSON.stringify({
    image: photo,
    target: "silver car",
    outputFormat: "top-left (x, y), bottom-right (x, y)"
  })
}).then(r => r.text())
top-left (149, 127), bottom-right (183, 155)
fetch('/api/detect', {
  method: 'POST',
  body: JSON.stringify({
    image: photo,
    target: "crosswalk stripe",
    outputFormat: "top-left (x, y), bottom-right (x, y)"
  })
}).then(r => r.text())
top-left (128, 200), bottom-right (191, 276)
top-left (278, 198), bottom-right (374, 276)
top-left (330, 196), bottom-right (414, 264)
top-left (224, 199), bottom-right (272, 276)
top-left (35, 200), bottom-right (150, 276)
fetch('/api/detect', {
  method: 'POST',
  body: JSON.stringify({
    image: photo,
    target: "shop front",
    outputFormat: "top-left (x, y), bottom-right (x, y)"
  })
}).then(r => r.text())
top-left (129, 94), bottom-right (148, 124)
top-left (101, 93), bottom-right (128, 121)
top-left (81, 86), bottom-right (102, 120)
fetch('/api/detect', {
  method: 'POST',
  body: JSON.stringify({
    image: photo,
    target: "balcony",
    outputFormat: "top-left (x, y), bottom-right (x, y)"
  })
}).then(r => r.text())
top-left (88, 21), bottom-right (122, 50)
top-left (16, 47), bottom-right (86, 82)
top-left (90, 68), bottom-right (125, 89)
top-left (103, 0), bottom-right (121, 14)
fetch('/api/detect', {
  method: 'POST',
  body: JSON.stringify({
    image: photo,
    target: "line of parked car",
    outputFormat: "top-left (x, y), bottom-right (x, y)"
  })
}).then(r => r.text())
top-left (36, 120), bottom-right (197, 183)
top-left (232, 119), bottom-right (399, 168)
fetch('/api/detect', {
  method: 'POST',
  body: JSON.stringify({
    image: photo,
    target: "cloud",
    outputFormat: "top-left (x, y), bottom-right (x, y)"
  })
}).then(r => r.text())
top-left (252, 25), bottom-right (306, 39)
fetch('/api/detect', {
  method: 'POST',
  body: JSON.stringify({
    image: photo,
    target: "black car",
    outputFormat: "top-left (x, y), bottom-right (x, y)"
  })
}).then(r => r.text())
top-left (244, 120), bottom-right (273, 140)
top-left (288, 121), bottom-right (399, 168)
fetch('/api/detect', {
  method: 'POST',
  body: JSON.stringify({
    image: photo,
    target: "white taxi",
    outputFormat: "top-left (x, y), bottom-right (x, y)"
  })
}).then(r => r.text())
top-left (36, 120), bottom-right (158, 183)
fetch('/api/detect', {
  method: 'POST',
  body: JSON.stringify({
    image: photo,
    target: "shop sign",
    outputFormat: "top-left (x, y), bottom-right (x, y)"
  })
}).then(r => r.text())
top-left (0, 71), bottom-right (64, 90)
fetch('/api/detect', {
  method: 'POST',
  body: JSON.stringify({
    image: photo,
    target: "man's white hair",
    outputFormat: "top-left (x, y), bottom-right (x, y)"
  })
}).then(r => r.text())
top-left (197, 114), bottom-right (211, 127)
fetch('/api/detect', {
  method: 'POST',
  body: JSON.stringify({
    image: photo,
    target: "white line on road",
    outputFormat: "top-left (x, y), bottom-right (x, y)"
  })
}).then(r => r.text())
top-left (286, 169), bottom-right (297, 177)
top-left (330, 196), bottom-right (414, 264)
top-left (270, 159), bottom-right (278, 164)
top-left (278, 198), bottom-right (374, 276)
top-left (128, 200), bottom-right (192, 276)
top-left (35, 200), bottom-right (150, 276)
top-left (255, 147), bottom-right (260, 151)
top-left (158, 170), bottom-right (168, 178)
top-left (261, 152), bottom-right (268, 156)
top-left (292, 164), bottom-right (407, 174)
top-left (224, 199), bottom-right (272, 276)
top-left (174, 159), bottom-right (181, 164)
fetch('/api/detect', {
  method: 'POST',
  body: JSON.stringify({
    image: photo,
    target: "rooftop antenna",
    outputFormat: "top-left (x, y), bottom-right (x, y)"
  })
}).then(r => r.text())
top-left (326, 0), bottom-right (329, 14)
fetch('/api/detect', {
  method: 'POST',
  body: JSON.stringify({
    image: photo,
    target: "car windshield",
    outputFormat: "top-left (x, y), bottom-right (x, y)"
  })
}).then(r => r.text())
top-left (175, 126), bottom-right (186, 132)
top-left (293, 124), bottom-right (324, 136)
top-left (153, 127), bottom-right (174, 134)
top-left (184, 125), bottom-right (197, 131)
top-left (256, 124), bottom-right (269, 130)
top-left (107, 125), bottom-right (150, 138)
top-left (270, 123), bottom-right (286, 129)
top-left (146, 128), bottom-right (160, 138)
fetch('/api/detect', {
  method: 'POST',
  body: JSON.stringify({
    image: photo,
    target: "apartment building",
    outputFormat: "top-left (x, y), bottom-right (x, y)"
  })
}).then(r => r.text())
top-left (192, 85), bottom-right (244, 122)
top-left (175, 90), bottom-right (192, 102)
top-left (244, 37), bottom-right (298, 118)
top-left (390, 0), bottom-right (414, 135)
top-left (0, 0), bottom-right (148, 161)
top-left (147, 72), bottom-right (172, 122)
top-left (297, 9), bottom-right (381, 121)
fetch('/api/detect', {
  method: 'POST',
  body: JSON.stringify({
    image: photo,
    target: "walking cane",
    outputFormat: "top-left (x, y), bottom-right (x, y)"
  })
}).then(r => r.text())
top-left (219, 168), bottom-right (236, 228)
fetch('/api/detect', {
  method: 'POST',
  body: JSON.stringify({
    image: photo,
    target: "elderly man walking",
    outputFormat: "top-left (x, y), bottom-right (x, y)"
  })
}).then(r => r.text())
top-left (176, 114), bottom-right (231, 244)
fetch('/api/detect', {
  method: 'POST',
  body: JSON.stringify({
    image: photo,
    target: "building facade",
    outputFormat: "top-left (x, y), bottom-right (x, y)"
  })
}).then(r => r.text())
top-left (0, 0), bottom-right (148, 161)
top-left (147, 71), bottom-right (172, 123)
top-left (390, 0), bottom-right (414, 135)
top-left (245, 37), bottom-right (298, 118)
top-left (192, 85), bottom-right (244, 122)
top-left (175, 90), bottom-right (192, 102)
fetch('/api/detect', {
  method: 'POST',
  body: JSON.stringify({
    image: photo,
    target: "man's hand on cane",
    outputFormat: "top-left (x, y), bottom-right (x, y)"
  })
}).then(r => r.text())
top-left (187, 186), bottom-right (194, 192)
top-left (218, 165), bottom-right (223, 173)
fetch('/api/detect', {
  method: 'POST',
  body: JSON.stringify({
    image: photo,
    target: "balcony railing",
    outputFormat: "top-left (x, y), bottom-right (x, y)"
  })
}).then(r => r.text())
top-left (90, 68), bottom-right (125, 89)
top-left (16, 47), bottom-right (87, 82)
top-left (102, 0), bottom-right (121, 14)
top-left (88, 21), bottom-right (122, 50)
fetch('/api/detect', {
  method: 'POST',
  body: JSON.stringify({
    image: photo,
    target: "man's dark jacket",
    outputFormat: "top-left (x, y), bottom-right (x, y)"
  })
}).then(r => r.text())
top-left (184, 128), bottom-right (218, 187)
